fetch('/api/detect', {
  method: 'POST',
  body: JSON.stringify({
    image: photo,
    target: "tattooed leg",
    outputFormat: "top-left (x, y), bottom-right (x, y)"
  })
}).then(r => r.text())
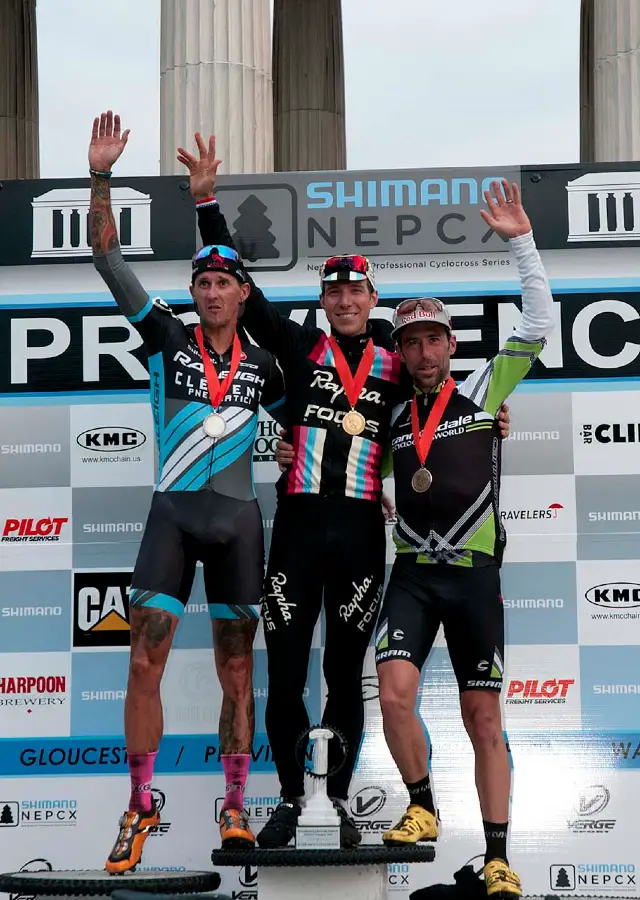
top-left (124, 607), bottom-right (179, 754)
top-left (212, 619), bottom-right (258, 754)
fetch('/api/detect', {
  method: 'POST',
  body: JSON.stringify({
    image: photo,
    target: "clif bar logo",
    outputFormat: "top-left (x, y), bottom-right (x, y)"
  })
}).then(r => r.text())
top-left (506, 678), bottom-right (575, 705)
top-left (1, 518), bottom-right (68, 543)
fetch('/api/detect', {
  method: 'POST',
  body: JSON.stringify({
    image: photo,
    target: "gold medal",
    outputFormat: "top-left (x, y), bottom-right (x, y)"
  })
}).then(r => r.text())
top-left (342, 410), bottom-right (366, 436)
top-left (411, 467), bottom-right (432, 493)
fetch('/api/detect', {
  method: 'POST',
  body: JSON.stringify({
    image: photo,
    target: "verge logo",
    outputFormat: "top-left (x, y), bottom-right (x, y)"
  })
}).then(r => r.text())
top-left (586, 584), bottom-right (640, 606)
top-left (149, 788), bottom-right (170, 837)
top-left (233, 863), bottom-right (258, 900)
top-left (349, 786), bottom-right (392, 833)
top-left (567, 785), bottom-right (615, 834)
top-left (77, 427), bottom-right (146, 453)
top-left (506, 678), bottom-right (574, 704)
top-left (73, 572), bottom-right (131, 648)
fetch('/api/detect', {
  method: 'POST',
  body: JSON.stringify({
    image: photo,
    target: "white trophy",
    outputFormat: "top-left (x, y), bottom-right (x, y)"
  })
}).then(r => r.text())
top-left (295, 727), bottom-right (341, 850)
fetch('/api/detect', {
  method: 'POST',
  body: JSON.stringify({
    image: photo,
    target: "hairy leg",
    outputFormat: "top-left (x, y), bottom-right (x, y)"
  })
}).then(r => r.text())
top-left (124, 607), bottom-right (179, 753)
top-left (212, 619), bottom-right (258, 754)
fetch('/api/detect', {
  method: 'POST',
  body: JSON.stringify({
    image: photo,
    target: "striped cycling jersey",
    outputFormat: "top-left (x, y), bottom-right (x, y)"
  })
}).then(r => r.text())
top-left (197, 203), bottom-right (408, 504)
top-left (94, 248), bottom-right (286, 501)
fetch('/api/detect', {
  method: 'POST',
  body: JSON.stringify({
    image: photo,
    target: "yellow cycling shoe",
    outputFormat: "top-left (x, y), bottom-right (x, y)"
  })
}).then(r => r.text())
top-left (382, 804), bottom-right (439, 845)
top-left (484, 859), bottom-right (522, 898)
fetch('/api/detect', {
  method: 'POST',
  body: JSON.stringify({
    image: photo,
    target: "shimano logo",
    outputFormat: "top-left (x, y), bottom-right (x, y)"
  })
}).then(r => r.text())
top-left (588, 510), bottom-right (640, 521)
top-left (503, 598), bottom-right (564, 609)
top-left (1, 443), bottom-right (62, 455)
top-left (2, 606), bottom-right (62, 617)
top-left (82, 522), bottom-right (143, 534)
top-left (507, 430), bottom-right (560, 441)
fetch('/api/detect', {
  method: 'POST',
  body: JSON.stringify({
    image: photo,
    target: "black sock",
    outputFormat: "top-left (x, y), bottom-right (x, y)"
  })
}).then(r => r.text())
top-left (483, 820), bottom-right (508, 865)
top-left (405, 774), bottom-right (435, 815)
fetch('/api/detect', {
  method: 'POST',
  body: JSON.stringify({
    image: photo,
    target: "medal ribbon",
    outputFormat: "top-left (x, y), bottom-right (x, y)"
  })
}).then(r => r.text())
top-left (194, 325), bottom-right (242, 411)
top-left (411, 376), bottom-right (456, 467)
top-left (328, 335), bottom-right (375, 409)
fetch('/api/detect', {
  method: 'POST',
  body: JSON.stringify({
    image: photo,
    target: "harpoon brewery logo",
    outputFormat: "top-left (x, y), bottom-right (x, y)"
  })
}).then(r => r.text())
top-left (0, 675), bottom-right (67, 709)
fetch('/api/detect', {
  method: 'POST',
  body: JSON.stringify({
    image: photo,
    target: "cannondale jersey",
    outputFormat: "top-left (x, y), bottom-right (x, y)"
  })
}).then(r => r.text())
top-left (94, 248), bottom-right (286, 501)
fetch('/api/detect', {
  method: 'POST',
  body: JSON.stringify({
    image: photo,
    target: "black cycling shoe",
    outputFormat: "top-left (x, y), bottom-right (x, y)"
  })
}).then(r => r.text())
top-left (334, 801), bottom-right (361, 848)
top-left (256, 801), bottom-right (302, 848)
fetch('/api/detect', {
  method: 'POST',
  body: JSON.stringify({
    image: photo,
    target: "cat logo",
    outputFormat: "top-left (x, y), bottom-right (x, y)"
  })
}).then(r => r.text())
top-left (73, 572), bottom-right (132, 648)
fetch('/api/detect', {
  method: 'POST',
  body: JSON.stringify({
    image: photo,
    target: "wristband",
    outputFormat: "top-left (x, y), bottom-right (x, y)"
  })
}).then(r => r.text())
top-left (196, 195), bottom-right (217, 208)
top-left (90, 169), bottom-right (112, 179)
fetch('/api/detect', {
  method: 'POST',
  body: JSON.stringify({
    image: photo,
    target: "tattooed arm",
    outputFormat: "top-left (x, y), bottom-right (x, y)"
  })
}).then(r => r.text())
top-left (89, 110), bottom-right (153, 323)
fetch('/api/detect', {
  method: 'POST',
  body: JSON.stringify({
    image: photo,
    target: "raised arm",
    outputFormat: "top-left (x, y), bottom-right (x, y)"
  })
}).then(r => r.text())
top-left (461, 180), bottom-right (554, 414)
top-left (177, 134), bottom-right (312, 360)
top-left (89, 111), bottom-right (151, 323)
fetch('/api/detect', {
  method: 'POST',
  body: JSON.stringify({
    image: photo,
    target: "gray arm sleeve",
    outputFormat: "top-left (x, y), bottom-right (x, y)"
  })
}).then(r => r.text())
top-left (93, 247), bottom-right (150, 320)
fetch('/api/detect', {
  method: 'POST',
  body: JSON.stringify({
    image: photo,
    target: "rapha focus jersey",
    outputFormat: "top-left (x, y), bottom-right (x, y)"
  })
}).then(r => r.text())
top-left (197, 203), bottom-right (407, 503)
top-left (93, 247), bottom-right (286, 501)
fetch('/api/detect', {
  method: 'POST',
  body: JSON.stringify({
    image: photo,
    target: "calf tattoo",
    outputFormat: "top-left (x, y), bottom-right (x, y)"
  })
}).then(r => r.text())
top-left (213, 620), bottom-right (258, 754)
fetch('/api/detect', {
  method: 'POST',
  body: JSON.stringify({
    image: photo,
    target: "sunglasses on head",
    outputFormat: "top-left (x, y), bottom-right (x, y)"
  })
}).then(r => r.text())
top-left (193, 244), bottom-right (240, 264)
top-left (323, 255), bottom-right (370, 274)
top-left (395, 297), bottom-right (447, 316)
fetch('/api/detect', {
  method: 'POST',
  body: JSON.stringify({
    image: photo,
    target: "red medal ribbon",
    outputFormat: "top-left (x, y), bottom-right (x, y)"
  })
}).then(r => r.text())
top-left (328, 335), bottom-right (376, 409)
top-left (194, 325), bottom-right (242, 410)
top-left (411, 376), bottom-right (456, 467)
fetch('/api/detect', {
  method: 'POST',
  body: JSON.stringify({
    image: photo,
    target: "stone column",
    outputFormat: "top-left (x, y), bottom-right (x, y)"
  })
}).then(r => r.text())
top-left (160, 0), bottom-right (273, 175)
top-left (272, 0), bottom-right (346, 171)
top-left (580, 0), bottom-right (640, 161)
top-left (0, 0), bottom-right (39, 179)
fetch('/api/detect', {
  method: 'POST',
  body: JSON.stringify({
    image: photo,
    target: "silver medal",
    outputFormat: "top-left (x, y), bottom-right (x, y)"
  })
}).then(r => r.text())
top-left (203, 413), bottom-right (227, 439)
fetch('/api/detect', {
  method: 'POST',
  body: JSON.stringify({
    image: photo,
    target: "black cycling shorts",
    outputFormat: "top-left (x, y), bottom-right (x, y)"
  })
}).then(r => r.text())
top-left (129, 490), bottom-right (264, 620)
top-left (374, 555), bottom-right (504, 692)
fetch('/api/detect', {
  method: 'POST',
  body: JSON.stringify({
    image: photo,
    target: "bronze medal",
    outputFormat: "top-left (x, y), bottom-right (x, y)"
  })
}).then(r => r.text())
top-left (411, 467), bottom-right (433, 493)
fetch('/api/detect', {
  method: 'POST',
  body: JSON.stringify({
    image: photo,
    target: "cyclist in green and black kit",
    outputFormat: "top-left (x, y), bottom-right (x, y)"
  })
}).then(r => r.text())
top-left (376, 180), bottom-right (554, 900)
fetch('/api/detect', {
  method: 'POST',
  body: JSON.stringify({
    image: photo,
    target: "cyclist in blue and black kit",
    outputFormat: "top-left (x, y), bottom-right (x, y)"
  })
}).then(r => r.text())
top-left (89, 111), bottom-right (286, 871)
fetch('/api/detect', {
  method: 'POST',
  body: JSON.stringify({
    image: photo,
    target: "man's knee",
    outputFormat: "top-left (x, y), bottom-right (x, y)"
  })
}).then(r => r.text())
top-left (461, 691), bottom-right (503, 747)
top-left (378, 663), bottom-right (419, 721)
top-left (128, 652), bottom-right (164, 690)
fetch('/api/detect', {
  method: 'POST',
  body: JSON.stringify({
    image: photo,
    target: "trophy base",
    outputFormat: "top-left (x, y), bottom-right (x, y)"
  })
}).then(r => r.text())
top-left (295, 824), bottom-right (341, 849)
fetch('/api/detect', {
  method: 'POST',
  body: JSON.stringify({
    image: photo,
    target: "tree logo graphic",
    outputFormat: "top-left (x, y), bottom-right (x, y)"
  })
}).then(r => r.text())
top-left (232, 195), bottom-right (280, 262)
top-left (550, 865), bottom-right (575, 890)
top-left (0, 802), bottom-right (19, 827)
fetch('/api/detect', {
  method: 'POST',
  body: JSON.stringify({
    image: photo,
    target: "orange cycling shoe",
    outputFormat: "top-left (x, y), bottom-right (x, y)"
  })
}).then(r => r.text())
top-left (219, 807), bottom-right (256, 848)
top-left (105, 801), bottom-right (160, 874)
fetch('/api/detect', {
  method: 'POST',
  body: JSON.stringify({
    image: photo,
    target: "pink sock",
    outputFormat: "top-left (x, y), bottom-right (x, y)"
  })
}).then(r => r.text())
top-left (221, 754), bottom-right (250, 812)
top-left (128, 751), bottom-right (157, 812)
